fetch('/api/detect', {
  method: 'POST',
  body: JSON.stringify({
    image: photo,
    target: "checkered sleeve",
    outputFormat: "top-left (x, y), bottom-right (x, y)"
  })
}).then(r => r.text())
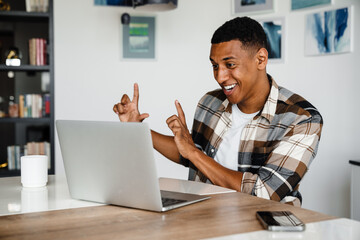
top-left (241, 112), bottom-right (323, 202)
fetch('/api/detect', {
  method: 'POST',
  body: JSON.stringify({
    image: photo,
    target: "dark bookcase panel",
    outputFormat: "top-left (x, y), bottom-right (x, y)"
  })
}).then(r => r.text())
top-left (0, 0), bottom-right (54, 177)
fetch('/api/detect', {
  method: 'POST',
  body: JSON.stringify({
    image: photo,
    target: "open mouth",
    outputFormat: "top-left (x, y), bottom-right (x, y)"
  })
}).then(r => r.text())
top-left (222, 83), bottom-right (237, 95)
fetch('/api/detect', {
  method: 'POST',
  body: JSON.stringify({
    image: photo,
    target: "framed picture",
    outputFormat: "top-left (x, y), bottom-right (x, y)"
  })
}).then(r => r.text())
top-left (233, 0), bottom-right (273, 15)
top-left (95, 0), bottom-right (132, 7)
top-left (259, 18), bottom-right (285, 63)
top-left (291, 0), bottom-right (331, 11)
top-left (305, 7), bottom-right (352, 56)
top-left (122, 16), bottom-right (156, 59)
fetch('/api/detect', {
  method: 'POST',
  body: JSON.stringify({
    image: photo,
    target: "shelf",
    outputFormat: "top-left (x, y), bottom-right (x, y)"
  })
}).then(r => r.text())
top-left (349, 160), bottom-right (360, 167)
top-left (0, 169), bottom-right (20, 177)
top-left (0, 117), bottom-right (51, 123)
top-left (0, 11), bottom-right (49, 22)
top-left (0, 65), bottom-right (50, 72)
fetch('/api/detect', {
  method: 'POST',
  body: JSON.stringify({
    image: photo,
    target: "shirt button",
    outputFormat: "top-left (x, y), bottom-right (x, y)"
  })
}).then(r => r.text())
top-left (211, 149), bottom-right (215, 153)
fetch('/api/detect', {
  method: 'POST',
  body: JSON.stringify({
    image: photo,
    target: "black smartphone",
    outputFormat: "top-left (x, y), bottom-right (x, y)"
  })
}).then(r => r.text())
top-left (256, 211), bottom-right (306, 232)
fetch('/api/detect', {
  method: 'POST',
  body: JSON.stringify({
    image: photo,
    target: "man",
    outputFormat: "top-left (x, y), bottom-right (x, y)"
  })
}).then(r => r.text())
top-left (113, 17), bottom-right (323, 206)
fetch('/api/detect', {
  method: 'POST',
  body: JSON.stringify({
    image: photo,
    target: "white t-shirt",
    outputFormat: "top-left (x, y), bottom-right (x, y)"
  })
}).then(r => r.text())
top-left (214, 104), bottom-right (259, 171)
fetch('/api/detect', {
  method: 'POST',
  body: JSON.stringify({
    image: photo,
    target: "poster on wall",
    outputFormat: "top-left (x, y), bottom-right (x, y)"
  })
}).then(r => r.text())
top-left (305, 7), bottom-right (351, 56)
top-left (122, 16), bottom-right (155, 59)
top-left (233, 0), bottom-right (273, 15)
top-left (291, 0), bottom-right (331, 11)
top-left (259, 18), bottom-right (285, 63)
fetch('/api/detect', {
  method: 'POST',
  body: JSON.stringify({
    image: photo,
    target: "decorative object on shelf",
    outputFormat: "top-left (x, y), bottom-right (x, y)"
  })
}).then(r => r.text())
top-left (5, 47), bottom-right (21, 66)
top-left (122, 16), bottom-right (155, 59)
top-left (291, 0), bottom-right (331, 11)
top-left (0, 0), bottom-right (10, 11)
top-left (25, 0), bottom-right (49, 12)
top-left (232, 0), bottom-right (273, 15)
top-left (41, 72), bottom-right (50, 92)
top-left (8, 96), bottom-right (19, 118)
top-left (305, 6), bottom-right (352, 56)
top-left (259, 18), bottom-right (285, 63)
top-left (7, 71), bottom-right (14, 78)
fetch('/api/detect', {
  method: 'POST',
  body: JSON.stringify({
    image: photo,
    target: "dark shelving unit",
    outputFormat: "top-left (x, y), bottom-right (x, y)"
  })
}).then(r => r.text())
top-left (0, 11), bottom-right (50, 21)
top-left (0, 117), bottom-right (51, 123)
top-left (0, 0), bottom-right (55, 177)
top-left (0, 64), bottom-right (50, 71)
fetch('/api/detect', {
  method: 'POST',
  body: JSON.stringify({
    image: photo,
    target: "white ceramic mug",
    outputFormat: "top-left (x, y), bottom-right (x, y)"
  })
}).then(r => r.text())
top-left (21, 155), bottom-right (48, 188)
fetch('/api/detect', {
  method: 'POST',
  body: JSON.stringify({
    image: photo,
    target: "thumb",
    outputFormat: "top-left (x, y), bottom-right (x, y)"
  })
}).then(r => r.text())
top-left (139, 113), bottom-right (150, 122)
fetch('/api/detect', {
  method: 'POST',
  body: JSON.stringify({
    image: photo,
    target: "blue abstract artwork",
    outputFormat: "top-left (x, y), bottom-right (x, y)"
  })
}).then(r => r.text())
top-left (262, 21), bottom-right (282, 59)
top-left (305, 7), bottom-right (351, 55)
top-left (292, 0), bottom-right (331, 11)
top-left (233, 0), bottom-right (273, 14)
top-left (259, 19), bottom-right (284, 63)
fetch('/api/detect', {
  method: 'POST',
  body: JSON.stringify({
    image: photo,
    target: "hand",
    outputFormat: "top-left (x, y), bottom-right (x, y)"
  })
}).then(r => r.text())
top-left (113, 83), bottom-right (149, 122)
top-left (166, 100), bottom-right (197, 159)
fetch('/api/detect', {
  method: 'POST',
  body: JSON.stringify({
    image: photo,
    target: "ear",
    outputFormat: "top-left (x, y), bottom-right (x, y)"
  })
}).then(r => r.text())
top-left (256, 48), bottom-right (268, 70)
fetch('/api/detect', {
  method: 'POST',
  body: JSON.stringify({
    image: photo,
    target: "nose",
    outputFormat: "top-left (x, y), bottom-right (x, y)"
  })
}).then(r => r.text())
top-left (215, 66), bottom-right (229, 84)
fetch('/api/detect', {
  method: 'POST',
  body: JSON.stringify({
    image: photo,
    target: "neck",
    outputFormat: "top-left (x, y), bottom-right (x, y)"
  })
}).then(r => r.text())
top-left (237, 73), bottom-right (270, 114)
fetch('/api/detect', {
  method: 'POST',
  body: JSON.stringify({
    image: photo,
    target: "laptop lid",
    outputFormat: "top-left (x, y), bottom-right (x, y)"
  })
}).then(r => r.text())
top-left (56, 120), bottom-right (209, 212)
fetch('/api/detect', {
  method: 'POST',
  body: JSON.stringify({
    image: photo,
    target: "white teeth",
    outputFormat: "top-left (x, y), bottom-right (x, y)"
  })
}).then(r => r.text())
top-left (224, 84), bottom-right (236, 90)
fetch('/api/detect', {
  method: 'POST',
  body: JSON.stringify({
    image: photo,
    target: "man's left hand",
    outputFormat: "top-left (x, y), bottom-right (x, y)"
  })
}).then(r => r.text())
top-left (166, 101), bottom-right (197, 159)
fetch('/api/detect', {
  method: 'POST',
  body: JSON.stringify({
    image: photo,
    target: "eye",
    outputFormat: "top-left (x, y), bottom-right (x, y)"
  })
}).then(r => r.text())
top-left (226, 63), bottom-right (235, 68)
top-left (212, 64), bottom-right (219, 70)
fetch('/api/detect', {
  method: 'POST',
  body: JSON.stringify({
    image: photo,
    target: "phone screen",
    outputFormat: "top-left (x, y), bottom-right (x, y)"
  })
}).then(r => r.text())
top-left (256, 211), bottom-right (305, 232)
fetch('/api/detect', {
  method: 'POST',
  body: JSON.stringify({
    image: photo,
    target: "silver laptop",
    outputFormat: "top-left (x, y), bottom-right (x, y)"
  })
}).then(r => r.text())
top-left (56, 120), bottom-right (210, 212)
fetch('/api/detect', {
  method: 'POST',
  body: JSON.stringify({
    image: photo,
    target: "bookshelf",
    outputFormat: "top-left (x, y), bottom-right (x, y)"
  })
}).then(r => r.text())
top-left (0, 65), bottom-right (50, 71)
top-left (0, 0), bottom-right (54, 177)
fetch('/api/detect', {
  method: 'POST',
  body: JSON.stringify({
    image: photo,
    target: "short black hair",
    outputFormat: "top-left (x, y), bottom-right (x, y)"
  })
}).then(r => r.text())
top-left (211, 17), bottom-right (267, 50)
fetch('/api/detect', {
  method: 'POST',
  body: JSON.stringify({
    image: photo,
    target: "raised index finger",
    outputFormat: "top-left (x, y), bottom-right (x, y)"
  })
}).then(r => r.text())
top-left (175, 100), bottom-right (186, 125)
top-left (132, 83), bottom-right (140, 105)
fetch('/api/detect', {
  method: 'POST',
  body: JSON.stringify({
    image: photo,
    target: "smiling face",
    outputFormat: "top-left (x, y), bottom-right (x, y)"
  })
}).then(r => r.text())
top-left (210, 40), bottom-right (269, 113)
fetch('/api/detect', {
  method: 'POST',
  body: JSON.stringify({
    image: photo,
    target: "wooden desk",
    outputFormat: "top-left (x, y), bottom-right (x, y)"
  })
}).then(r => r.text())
top-left (0, 192), bottom-right (334, 240)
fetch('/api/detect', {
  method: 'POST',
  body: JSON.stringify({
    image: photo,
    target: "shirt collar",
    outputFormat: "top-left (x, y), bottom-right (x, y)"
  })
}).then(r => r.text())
top-left (219, 74), bottom-right (278, 123)
top-left (260, 75), bottom-right (278, 123)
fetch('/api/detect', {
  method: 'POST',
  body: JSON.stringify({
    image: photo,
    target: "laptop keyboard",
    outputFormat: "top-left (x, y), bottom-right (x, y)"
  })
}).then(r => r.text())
top-left (161, 197), bottom-right (187, 207)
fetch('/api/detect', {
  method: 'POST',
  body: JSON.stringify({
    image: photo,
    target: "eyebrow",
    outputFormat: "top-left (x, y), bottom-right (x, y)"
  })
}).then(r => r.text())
top-left (209, 56), bottom-right (236, 62)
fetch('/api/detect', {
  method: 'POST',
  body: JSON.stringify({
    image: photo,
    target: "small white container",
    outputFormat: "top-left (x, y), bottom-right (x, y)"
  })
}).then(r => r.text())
top-left (21, 155), bottom-right (48, 188)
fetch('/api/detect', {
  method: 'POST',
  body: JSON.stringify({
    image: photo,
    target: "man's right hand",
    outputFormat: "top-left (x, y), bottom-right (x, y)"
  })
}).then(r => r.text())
top-left (113, 83), bottom-right (149, 122)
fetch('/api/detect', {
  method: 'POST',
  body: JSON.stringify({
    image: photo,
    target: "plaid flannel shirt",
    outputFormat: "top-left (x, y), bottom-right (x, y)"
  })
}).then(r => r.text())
top-left (180, 75), bottom-right (323, 206)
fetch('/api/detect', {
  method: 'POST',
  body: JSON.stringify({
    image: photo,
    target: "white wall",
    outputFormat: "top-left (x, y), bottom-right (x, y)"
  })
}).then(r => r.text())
top-left (54, 0), bottom-right (359, 218)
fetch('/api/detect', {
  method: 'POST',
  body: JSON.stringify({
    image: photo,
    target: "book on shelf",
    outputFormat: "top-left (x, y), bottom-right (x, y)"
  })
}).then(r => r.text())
top-left (18, 93), bottom-right (50, 118)
top-left (7, 146), bottom-right (21, 170)
top-left (7, 142), bottom-right (51, 170)
top-left (29, 38), bottom-right (47, 66)
top-left (19, 95), bottom-right (24, 118)
top-left (44, 94), bottom-right (50, 116)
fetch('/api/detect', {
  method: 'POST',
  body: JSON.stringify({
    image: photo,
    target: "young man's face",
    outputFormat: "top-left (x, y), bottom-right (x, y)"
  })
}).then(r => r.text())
top-left (210, 40), bottom-right (263, 111)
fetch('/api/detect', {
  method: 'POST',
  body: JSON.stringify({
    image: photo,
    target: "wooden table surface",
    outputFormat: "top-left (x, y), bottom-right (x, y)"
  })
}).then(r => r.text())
top-left (0, 192), bottom-right (334, 240)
